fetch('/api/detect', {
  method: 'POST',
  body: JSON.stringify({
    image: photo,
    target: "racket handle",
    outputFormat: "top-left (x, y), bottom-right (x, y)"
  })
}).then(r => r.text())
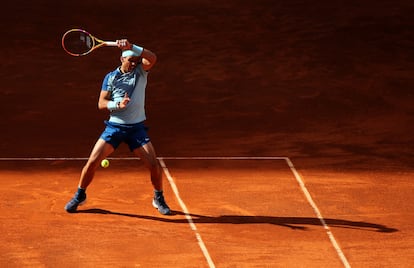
top-left (105, 41), bottom-right (118, 46)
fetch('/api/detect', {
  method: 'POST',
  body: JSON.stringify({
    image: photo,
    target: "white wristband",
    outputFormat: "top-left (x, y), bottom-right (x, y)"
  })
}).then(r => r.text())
top-left (132, 45), bottom-right (143, 56)
top-left (107, 101), bottom-right (120, 111)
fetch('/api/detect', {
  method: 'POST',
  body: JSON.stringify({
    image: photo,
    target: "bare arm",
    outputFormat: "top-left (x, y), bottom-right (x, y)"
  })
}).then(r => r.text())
top-left (117, 39), bottom-right (157, 71)
top-left (140, 48), bottom-right (157, 71)
top-left (98, 90), bottom-right (130, 111)
top-left (98, 90), bottom-right (111, 110)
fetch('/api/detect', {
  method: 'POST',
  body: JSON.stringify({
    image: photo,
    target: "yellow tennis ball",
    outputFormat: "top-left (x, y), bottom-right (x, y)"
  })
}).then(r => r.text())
top-left (101, 159), bottom-right (110, 168)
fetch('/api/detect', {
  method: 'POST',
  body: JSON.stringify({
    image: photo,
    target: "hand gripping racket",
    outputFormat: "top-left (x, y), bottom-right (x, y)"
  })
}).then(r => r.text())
top-left (61, 29), bottom-right (117, 56)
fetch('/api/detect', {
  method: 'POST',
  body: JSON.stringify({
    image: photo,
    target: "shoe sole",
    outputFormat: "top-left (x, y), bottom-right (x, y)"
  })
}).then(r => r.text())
top-left (152, 199), bottom-right (158, 209)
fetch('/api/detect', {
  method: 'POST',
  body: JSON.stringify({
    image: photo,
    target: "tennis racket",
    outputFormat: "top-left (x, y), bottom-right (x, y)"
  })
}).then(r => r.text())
top-left (61, 29), bottom-right (117, 56)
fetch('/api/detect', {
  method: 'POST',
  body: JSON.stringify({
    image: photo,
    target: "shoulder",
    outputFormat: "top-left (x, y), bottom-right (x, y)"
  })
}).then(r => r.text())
top-left (102, 68), bottom-right (121, 90)
top-left (107, 68), bottom-right (121, 78)
top-left (106, 68), bottom-right (122, 80)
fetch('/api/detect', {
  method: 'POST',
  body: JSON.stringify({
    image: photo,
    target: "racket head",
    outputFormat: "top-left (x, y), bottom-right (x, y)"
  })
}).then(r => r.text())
top-left (61, 29), bottom-right (98, 56)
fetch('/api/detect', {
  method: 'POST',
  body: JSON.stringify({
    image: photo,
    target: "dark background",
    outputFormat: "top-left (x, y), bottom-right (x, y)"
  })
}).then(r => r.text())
top-left (1, 0), bottom-right (413, 170)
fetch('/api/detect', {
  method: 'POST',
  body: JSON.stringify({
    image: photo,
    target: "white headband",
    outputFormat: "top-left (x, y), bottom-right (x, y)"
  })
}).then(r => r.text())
top-left (121, 50), bottom-right (139, 57)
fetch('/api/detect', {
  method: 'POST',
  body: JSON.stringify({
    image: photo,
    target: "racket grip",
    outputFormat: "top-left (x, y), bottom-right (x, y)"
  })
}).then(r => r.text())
top-left (105, 41), bottom-right (118, 46)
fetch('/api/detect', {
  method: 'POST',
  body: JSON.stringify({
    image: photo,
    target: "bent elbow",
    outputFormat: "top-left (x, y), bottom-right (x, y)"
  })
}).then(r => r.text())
top-left (98, 101), bottom-right (106, 110)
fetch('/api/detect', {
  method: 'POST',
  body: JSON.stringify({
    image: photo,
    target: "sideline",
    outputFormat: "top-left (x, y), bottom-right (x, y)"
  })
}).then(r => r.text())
top-left (159, 158), bottom-right (216, 268)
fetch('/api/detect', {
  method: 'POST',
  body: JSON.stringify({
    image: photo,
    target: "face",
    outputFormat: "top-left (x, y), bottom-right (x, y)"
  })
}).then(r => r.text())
top-left (120, 56), bottom-right (141, 72)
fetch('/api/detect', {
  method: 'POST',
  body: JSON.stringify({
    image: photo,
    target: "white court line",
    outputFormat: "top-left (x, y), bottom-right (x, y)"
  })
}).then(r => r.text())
top-left (0, 157), bottom-right (91, 161)
top-left (285, 158), bottom-right (351, 268)
top-left (158, 158), bottom-right (215, 268)
top-left (0, 156), bottom-right (287, 161)
top-left (0, 156), bottom-right (350, 267)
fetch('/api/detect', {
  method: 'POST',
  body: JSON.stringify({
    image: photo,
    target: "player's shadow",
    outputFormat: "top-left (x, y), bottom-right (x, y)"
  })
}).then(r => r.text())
top-left (77, 208), bottom-right (398, 233)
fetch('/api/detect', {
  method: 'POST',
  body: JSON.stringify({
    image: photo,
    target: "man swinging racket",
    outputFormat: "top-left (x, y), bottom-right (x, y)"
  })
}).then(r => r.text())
top-left (64, 39), bottom-right (171, 215)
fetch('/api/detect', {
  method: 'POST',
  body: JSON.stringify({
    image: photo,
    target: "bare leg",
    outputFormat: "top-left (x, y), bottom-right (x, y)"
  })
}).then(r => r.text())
top-left (133, 141), bottom-right (163, 191)
top-left (133, 142), bottom-right (170, 215)
top-left (65, 139), bottom-right (114, 212)
top-left (79, 138), bottom-right (115, 189)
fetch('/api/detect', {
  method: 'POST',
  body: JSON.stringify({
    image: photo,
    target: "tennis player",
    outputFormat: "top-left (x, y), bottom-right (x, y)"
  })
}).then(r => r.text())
top-left (65, 39), bottom-right (171, 215)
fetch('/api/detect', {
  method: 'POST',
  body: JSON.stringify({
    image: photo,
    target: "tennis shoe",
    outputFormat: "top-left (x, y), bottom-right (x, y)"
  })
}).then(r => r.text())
top-left (65, 192), bottom-right (86, 213)
top-left (152, 194), bottom-right (171, 215)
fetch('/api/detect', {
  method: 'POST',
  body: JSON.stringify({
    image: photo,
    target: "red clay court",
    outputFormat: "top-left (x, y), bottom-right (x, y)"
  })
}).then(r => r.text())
top-left (0, 1), bottom-right (413, 267)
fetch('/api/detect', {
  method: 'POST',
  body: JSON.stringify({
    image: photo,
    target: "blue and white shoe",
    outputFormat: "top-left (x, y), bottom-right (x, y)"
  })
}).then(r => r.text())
top-left (65, 192), bottom-right (86, 213)
top-left (152, 193), bottom-right (171, 215)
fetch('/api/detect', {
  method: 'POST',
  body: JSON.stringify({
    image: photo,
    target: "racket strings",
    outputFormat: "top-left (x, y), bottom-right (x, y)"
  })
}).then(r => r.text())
top-left (62, 30), bottom-right (95, 56)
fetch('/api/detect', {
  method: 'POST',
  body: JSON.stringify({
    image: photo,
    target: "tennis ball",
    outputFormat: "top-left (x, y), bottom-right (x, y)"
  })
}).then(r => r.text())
top-left (101, 159), bottom-right (110, 168)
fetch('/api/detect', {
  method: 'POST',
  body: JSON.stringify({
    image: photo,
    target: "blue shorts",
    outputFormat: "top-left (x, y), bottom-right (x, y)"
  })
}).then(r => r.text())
top-left (100, 120), bottom-right (150, 151)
